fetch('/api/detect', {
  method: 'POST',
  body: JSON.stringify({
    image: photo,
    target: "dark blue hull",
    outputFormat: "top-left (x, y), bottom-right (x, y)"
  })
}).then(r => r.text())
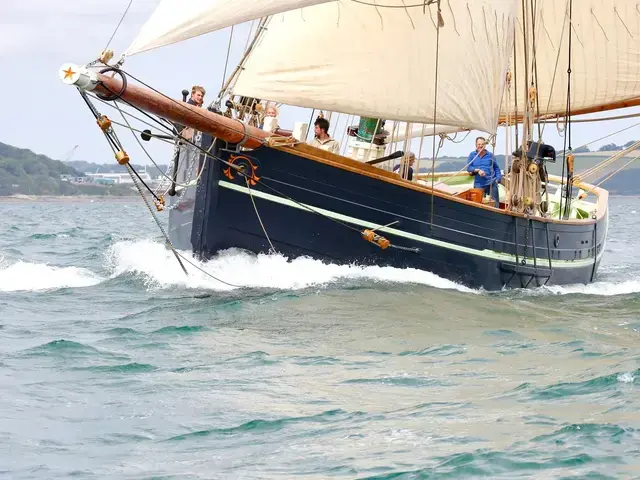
top-left (180, 136), bottom-right (607, 291)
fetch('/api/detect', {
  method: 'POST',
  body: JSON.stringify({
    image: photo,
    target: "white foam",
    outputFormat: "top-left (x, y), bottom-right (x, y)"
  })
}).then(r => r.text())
top-left (617, 372), bottom-right (636, 383)
top-left (540, 280), bottom-right (640, 297)
top-left (105, 239), bottom-right (476, 293)
top-left (0, 259), bottom-right (102, 292)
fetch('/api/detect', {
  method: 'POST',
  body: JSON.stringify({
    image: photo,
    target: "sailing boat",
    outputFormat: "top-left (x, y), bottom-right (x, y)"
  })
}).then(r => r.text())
top-left (59, 0), bottom-right (640, 290)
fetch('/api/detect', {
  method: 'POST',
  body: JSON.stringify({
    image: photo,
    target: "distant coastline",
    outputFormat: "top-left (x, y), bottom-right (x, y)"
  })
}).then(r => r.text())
top-left (3, 139), bottom-right (640, 197)
top-left (0, 141), bottom-right (155, 197)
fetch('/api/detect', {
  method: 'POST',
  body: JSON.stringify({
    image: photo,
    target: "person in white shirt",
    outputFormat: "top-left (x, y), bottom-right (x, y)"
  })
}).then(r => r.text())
top-left (308, 117), bottom-right (340, 154)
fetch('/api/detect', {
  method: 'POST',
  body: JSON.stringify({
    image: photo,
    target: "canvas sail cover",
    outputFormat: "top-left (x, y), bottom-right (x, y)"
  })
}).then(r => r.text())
top-left (382, 121), bottom-right (468, 142)
top-left (505, 0), bottom-right (640, 120)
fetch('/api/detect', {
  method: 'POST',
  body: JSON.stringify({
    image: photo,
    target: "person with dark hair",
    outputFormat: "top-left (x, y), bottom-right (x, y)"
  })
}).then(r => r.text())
top-left (466, 136), bottom-right (502, 207)
top-left (308, 117), bottom-right (340, 154)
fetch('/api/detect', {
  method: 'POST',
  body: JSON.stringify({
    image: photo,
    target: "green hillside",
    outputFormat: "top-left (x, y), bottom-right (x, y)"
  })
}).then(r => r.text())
top-left (0, 141), bottom-right (137, 196)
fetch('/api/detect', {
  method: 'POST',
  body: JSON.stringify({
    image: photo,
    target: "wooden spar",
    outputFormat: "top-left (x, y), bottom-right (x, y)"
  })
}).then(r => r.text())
top-left (93, 72), bottom-right (276, 149)
top-left (498, 97), bottom-right (640, 125)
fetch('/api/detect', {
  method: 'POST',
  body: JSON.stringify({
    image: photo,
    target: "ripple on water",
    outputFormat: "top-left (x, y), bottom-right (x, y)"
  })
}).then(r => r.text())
top-left (342, 375), bottom-right (449, 388)
top-left (151, 325), bottom-right (209, 335)
top-left (71, 363), bottom-right (156, 374)
top-left (532, 423), bottom-right (633, 446)
top-left (528, 369), bottom-right (639, 400)
top-left (361, 449), bottom-right (620, 479)
top-left (166, 409), bottom-right (354, 441)
top-left (20, 340), bottom-right (126, 360)
top-left (398, 344), bottom-right (466, 357)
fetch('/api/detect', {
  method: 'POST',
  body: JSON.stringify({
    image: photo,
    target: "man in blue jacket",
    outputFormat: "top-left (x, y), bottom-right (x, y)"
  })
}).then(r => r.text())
top-left (466, 136), bottom-right (502, 207)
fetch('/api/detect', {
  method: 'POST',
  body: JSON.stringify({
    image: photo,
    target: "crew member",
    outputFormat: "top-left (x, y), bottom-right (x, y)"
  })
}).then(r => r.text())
top-left (393, 152), bottom-right (416, 181)
top-left (308, 117), bottom-right (340, 154)
top-left (176, 85), bottom-right (206, 139)
top-left (466, 136), bottom-right (501, 207)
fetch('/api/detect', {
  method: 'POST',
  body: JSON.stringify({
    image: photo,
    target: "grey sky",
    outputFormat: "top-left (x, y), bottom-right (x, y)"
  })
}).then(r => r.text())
top-left (2, 0), bottom-right (640, 169)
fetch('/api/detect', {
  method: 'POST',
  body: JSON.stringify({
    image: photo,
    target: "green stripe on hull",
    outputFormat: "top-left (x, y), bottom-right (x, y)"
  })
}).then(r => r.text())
top-left (219, 180), bottom-right (602, 269)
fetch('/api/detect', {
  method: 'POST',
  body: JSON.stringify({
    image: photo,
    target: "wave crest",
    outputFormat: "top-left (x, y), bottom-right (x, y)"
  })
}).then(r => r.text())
top-left (104, 239), bottom-right (475, 293)
top-left (0, 259), bottom-right (102, 292)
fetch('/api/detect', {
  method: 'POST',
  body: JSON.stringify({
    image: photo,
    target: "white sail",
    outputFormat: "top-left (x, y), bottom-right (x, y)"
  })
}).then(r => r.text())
top-left (232, 0), bottom-right (518, 133)
top-left (127, 0), bottom-right (640, 131)
top-left (383, 121), bottom-right (467, 142)
top-left (505, 0), bottom-right (640, 120)
top-left (126, 0), bottom-right (332, 55)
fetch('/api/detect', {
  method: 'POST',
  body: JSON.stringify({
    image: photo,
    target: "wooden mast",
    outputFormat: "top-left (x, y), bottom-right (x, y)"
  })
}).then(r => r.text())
top-left (89, 71), bottom-right (279, 149)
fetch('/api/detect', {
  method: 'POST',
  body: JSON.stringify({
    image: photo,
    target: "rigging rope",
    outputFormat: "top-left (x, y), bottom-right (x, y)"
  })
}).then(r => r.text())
top-left (125, 162), bottom-right (188, 276)
top-left (110, 69), bottom-right (271, 147)
top-left (77, 90), bottom-right (248, 288)
top-left (559, 0), bottom-right (573, 218)
top-left (113, 101), bottom-right (213, 192)
top-left (221, 25), bottom-right (235, 90)
top-left (530, 0), bottom-right (542, 140)
top-left (544, 112), bottom-right (640, 124)
top-left (576, 139), bottom-right (640, 181)
top-left (585, 153), bottom-right (640, 193)
top-left (429, 0), bottom-right (442, 229)
top-left (103, 0), bottom-right (133, 52)
top-left (245, 177), bottom-right (277, 254)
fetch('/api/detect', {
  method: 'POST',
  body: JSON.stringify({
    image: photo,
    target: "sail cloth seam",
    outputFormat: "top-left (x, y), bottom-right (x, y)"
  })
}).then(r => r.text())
top-left (219, 180), bottom-right (604, 267)
top-left (351, 0), bottom-right (438, 8)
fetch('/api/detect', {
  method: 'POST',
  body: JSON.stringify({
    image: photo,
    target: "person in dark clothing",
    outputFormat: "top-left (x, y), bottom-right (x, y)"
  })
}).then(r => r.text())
top-left (393, 152), bottom-right (415, 181)
top-left (466, 136), bottom-right (501, 207)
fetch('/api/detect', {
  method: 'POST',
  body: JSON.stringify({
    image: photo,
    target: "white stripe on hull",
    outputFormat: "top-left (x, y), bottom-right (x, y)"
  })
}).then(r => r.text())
top-left (219, 180), bottom-right (603, 269)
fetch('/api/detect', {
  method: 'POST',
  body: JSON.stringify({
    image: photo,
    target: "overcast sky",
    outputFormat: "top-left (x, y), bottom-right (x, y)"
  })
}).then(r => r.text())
top-left (2, 0), bottom-right (640, 168)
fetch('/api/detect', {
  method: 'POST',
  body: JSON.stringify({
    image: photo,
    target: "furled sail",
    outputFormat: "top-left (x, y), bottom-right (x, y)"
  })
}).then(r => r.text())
top-left (232, 0), bottom-right (518, 133)
top-left (504, 0), bottom-right (640, 120)
top-left (126, 0), bottom-right (332, 55)
top-left (383, 121), bottom-right (468, 143)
